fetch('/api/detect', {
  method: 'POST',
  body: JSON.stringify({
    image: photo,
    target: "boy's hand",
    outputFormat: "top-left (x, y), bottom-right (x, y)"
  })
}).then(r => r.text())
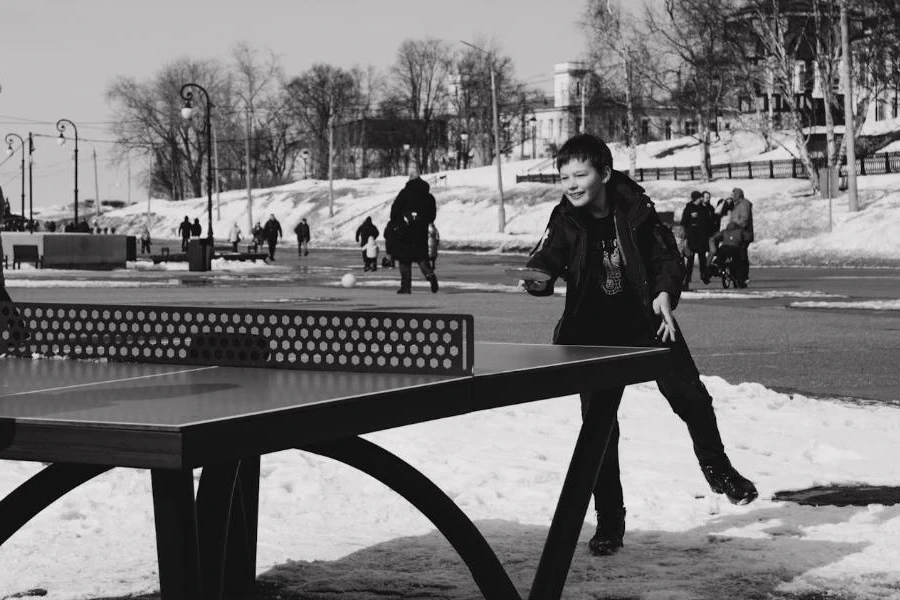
top-left (522, 279), bottom-right (549, 293)
top-left (652, 291), bottom-right (677, 343)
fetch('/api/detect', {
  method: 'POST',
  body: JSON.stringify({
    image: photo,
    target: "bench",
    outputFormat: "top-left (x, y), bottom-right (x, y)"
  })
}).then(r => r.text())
top-left (12, 245), bottom-right (41, 269)
top-left (216, 252), bottom-right (269, 263)
top-left (151, 252), bottom-right (187, 264)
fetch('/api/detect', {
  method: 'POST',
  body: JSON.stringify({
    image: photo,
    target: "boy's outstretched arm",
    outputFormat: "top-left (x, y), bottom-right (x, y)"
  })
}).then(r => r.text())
top-left (524, 208), bottom-right (568, 296)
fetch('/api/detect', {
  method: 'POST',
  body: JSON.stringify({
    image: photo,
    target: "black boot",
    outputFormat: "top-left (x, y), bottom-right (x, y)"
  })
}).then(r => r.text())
top-left (701, 458), bottom-right (758, 505)
top-left (428, 272), bottom-right (439, 293)
top-left (588, 507), bottom-right (626, 556)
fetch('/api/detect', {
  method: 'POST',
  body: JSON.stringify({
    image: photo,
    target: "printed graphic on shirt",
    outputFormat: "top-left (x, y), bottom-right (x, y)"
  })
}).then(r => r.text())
top-left (599, 238), bottom-right (624, 296)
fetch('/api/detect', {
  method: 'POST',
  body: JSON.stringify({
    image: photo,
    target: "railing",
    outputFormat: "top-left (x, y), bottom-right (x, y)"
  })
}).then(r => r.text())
top-left (515, 151), bottom-right (900, 184)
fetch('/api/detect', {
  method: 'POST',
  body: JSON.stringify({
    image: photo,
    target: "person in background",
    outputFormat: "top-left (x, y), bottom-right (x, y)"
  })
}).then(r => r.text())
top-left (388, 165), bottom-right (439, 294)
top-left (680, 190), bottom-right (714, 289)
top-left (295, 218), bottom-right (311, 256)
top-left (355, 216), bottom-right (380, 268)
top-left (140, 226), bottom-right (152, 254)
top-left (263, 213), bottom-right (283, 261)
top-left (701, 191), bottom-right (718, 231)
top-left (190, 218), bottom-right (202, 239)
top-left (252, 221), bottom-right (264, 249)
top-left (382, 220), bottom-right (397, 268)
top-left (427, 222), bottom-right (440, 271)
top-left (228, 222), bottom-right (242, 253)
top-left (363, 237), bottom-right (379, 272)
top-left (725, 187), bottom-right (754, 288)
top-left (178, 217), bottom-right (192, 250)
top-left (523, 133), bottom-right (757, 557)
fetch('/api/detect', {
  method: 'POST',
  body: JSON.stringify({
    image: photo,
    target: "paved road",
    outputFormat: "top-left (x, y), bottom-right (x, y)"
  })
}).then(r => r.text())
top-left (7, 246), bottom-right (899, 405)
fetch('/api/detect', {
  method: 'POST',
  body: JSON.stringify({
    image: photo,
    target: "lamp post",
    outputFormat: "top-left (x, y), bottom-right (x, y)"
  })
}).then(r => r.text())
top-left (27, 133), bottom-right (34, 233)
top-left (402, 143), bottom-right (411, 174)
top-left (460, 40), bottom-right (505, 233)
top-left (529, 116), bottom-right (537, 159)
top-left (300, 149), bottom-right (310, 179)
top-left (55, 119), bottom-right (79, 227)
top-left (4, 133), bottom-right (25, 222)
top-left (460, 133), bottom-right (469, 169)
top-left (180, 82), bottom-right (214, 244)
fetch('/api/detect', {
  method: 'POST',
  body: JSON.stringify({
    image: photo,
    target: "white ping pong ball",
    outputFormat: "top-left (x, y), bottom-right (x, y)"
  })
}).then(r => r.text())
top-left (341, 273), bottom-right (357, 288)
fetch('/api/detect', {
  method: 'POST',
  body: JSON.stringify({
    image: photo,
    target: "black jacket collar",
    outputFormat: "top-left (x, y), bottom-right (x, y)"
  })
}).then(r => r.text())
top-left (557, 170), bottom-right (652, 227)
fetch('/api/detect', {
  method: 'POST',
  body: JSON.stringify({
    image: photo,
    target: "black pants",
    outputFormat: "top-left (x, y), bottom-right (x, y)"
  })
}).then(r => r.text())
top-left (580, 321), bottom-right (726, 512)
top-left (683, 249), bottom-right (707, 286)
top-left (0, 286), bottom-right (10, 303)
top-left (181, 237), bottom-right (190, 251)
top-left (398, 259), bottom-right (433, 291)
top-left (140, 240), bottom-right (151, 254)
top-left (735, 243), bottom-right (751, 284)
top-left (267, 240), bottom-right (277, 259)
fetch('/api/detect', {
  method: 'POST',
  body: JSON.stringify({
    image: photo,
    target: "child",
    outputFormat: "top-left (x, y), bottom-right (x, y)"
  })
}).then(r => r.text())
top-left (523, 134), bottom-right (757, 557)
top-left (427, 222), bottom-right (440, 270)
top-left (364, 237), bottom-right (379, 272)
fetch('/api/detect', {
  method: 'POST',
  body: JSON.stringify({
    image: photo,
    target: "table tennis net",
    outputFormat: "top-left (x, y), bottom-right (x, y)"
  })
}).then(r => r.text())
top-left (0, 302), bottom-right (474, 375)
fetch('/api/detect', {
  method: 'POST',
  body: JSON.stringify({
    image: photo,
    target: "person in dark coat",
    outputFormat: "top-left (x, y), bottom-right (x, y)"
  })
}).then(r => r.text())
top-left (680, 190), bottom-right (714, 289)
top-left (294, 218), bottom-right (310, 256)
top-left (178, 216), bottom-right (192, 251)
top-left (355, 217), bottom-right (380, 268)
top-left (523, 134), bottom-right (757, 557)
top-left (263, 214), bottom-right (283, 260)
top-left (388, 166), bottom-right (439, 293)
top-left (190, 218), bottom-right (202, 238)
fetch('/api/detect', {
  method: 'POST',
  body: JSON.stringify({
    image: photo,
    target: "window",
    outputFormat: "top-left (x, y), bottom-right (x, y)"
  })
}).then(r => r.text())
top-left (549, 119), bottom-right (554, 139)
top-left (876, 100), bottom-right (886, 121)
top-left (558, 119), bottom-right (563, 138)
top-left (893, 95), bottom-right (899, 119)
top-left (684, 121), bottom-right (698, 136)
top-left (608, 118), bottom-right (615, 135)
top-left (641, 119), bottom-right (650, 139)
top-left (664, 120), bottom-right (672, 140)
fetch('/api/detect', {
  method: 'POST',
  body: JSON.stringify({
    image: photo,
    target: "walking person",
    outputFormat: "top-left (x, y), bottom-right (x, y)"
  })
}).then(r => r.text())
top-left (363, 237), bottom-right (379, 272)
top-left (190, 218), bottom-right (202, 239)
top-left (680, 191), bottom-right (714, 289)
top-left (355, 216), bottom-right (379, 268)
top-left (388, 165), bottom-right (439, 294)
top-left (139, 226), bottom-right (152, 255)
top-left (726, 188), bottom-right (754, 288)
top-left (427, 222), bottom-right (440, 271)
top-left (178, 216), bottom-right (192, 251)
top-left (294, 218), bottom-right (311, 256)
top-left (252, 222), bottom-right (264, 250)
top-left (263, 214), bottom-right (282, 261)
top-left (228, 222), bottom-right (242, 253)
top-left (522, 134), bottom-right (757, 557)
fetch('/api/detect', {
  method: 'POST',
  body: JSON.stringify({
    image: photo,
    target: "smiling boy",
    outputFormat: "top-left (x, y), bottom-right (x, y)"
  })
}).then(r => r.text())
top-left (524, 134), bottom-right (757, 556)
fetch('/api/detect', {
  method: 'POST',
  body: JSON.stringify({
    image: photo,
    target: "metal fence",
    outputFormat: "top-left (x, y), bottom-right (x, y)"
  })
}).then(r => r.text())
top-left (515, 151), bottom-right (900, 184)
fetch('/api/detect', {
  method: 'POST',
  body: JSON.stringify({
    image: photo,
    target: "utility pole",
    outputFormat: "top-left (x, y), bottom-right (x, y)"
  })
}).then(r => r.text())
top-left (27, 133), bottom-right (33, 233)
top-left (840, 0), bottom-right (859, 212)
top-left (461, 40), bottom-right (505, 233)
top-left (92, 148), bottom-right (100, 220)
top-left (328, 102), bottom-right (335, 217)
top-left (580, 74), bottom-right (587, 133)
top-left (127, 152), bottom-right (132, 206)
top-left (245, 105), bottom-right (254, 234)
top-left (147, 145), bottom-right (154, 226)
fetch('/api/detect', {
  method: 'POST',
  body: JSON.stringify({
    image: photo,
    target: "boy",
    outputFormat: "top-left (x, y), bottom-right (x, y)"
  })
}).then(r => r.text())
top-left (523, 134), bottom-right (757, 556)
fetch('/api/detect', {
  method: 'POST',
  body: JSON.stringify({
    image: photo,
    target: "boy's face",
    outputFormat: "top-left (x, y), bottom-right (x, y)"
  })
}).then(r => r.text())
top-left (559, 159), bottom-right (609, 210)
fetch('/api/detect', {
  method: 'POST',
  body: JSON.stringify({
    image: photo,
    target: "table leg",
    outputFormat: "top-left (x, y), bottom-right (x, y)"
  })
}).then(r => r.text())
top-left (152, 468), bottom-right (202, 600)
top-left (225, 456), bottom-right (260, 594)
top-left (527, 393), bottom-right (621, 600)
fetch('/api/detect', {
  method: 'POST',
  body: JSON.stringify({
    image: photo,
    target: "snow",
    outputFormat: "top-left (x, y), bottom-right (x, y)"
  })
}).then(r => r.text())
top-left (790, 299), bottom-right (900, 311)
top-left (1, 378), bottom-right (898, 599)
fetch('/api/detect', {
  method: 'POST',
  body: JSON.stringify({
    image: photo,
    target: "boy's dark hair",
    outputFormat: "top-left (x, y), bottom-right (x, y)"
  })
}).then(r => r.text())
top-left (690, 190), bottom-right (702, 200)
top-left (555, 134), bottom-right (614, 173)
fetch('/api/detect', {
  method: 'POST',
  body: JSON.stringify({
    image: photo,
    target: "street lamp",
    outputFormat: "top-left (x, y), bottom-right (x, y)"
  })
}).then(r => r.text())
top-left (460, 133), bottom-right (469, 169)
top-left (56, 119), bottom-right (80, 227)
top-left (402, 143), bottom-right (411, 174)
top-left (4, 133), bottom-right (25, 223)
top-left (27, 133), bottom-right (34, 233)
top-left (529, 116), bottom-right (538, 159)
top-left (180, 82), bottom-right (214, 244)
top-left (460, 40), bottom-right (506, 233)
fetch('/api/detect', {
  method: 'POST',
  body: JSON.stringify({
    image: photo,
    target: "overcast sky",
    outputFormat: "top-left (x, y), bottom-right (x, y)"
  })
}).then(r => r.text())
top-left (0, 0), bottom-right (588, 215)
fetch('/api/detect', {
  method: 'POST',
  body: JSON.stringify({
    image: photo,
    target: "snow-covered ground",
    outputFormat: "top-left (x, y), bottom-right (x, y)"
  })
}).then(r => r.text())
top-left (1, 377), bottom-right (898, 599)
top-left (32, 129), bottom-right (899, 268)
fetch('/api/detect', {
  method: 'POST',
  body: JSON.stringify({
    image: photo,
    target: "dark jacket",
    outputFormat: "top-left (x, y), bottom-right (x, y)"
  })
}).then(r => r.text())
top-left (294, 221), bottom-right (310, 241)
top-left (178, 219), bottom-right (192, 239)
top-left (727, 197), bottom-right (754, 243)
top-left (263, 218), bottom-right (282, 243)
top-left (190, 220), bottom-right (202, 237)
top-left (389, 177), bottom-right (436, 261)
top-left (526, 171), bottom-right (684, 344)
top-left (680, 200), bottom-right (714, 252)
top-left (355, 217), bottom-right (380, 247)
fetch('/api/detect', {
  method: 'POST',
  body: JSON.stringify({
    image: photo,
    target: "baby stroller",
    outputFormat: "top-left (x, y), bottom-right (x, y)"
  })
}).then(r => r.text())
top-left (708, 229), bottom-right (743, 289)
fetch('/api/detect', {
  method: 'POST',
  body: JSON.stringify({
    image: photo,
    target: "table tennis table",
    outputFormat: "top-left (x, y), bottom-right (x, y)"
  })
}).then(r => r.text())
top-left (0, 301), bottom-right (669, 600)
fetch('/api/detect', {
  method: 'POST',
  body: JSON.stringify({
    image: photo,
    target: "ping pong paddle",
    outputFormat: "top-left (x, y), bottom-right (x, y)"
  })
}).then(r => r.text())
top-left (504, 267), bottom-right (552, 282)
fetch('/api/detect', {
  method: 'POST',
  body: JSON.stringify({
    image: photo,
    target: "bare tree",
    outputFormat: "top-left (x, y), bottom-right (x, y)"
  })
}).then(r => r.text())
top-left (582, 0), bottom-right (652, 175)
top-left (644, 0), bottom-right (739, 180)
top-left (390, 38), bottom-right (452, 171)
top-left (285, 64), bottom-right (360, 179)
